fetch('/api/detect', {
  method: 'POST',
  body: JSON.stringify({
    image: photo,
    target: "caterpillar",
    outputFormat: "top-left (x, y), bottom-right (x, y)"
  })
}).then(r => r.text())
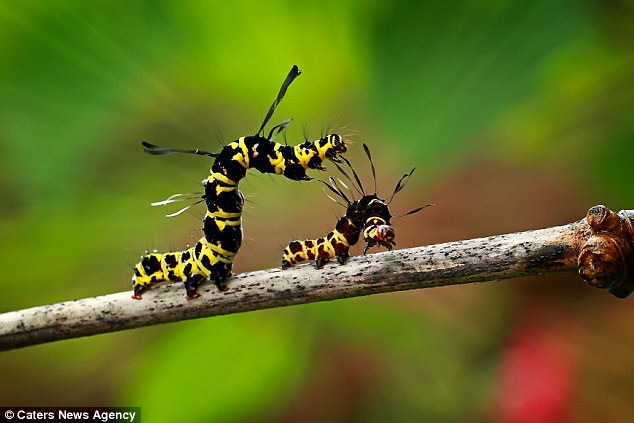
top-left (132, 65), bottom-right (347, 299)
top-left (281, 144), bottom-right (430, 269)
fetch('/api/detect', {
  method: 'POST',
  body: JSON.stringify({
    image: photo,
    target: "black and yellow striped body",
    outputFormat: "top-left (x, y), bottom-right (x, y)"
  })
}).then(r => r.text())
top-left (132, 246), bottom-right (206, 298)
top-left (281, 194), bottom-right (395, 269)
top-left (215, 134), bottom-right (346, 181)
top-left (132, 134), bottom-right (347, 299)
top-left (282, 214), bottom-right (361, 269)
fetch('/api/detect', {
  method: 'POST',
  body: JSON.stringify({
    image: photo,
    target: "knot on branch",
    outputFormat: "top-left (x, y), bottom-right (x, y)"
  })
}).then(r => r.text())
top-left (578, 205), bottom-right (634, 298)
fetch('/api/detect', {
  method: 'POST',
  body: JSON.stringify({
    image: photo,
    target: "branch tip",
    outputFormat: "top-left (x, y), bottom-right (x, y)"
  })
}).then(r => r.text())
top-left (578, 205), bottom-right (634, 298)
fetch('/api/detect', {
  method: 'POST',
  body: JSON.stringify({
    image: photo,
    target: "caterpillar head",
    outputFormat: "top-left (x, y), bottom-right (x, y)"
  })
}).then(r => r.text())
top-left (360, 197), bottom-right (396, 254)
top-left (362, 221), bottom-right (396, 254)
top-left (321, 133), bottom-right (347, 163)
top-left (376, 224), bottom-right (395, 245)
top-left (326, 146), bottom-right (431, 256)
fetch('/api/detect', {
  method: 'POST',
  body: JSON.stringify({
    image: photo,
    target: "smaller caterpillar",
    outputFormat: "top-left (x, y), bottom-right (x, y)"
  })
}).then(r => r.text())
top-left (282, 144), bottom-right (431, 269)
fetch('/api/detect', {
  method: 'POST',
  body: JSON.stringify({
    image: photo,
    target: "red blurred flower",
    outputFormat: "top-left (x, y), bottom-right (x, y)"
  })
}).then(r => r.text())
top-left (496, 309), bottom-right (577, 423)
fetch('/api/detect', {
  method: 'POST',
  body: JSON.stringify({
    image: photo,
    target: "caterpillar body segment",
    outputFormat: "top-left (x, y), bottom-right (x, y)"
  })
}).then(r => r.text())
top-left (132, 66), bottom-right (347, 299)
top-left (282, 213), bottom-right (362, 269)
top-left (132, 246), bottom-right (206, 300)
top-left (212, 134), bottom-right (346, 182)
top-left (202, 168), bottom-right (245, 257)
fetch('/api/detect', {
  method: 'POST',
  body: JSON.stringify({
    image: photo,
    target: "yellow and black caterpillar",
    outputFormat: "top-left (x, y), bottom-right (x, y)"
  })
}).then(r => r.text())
top-left (132, 66), bottom-right (347, 299)
top-left (282, 144), bottom-right (430, 269)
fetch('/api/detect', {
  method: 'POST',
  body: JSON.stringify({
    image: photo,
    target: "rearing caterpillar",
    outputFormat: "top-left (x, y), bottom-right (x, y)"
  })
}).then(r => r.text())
top-left (282, 144), bottom-right (431, 269)
top-left (132, 66), bottom-right (347, 299)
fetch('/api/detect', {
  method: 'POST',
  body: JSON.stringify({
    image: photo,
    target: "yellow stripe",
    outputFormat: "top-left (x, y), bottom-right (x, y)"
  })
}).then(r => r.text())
top-left (208, 244), bottom-right (237, 258)
top-left (269, 154), bottom-right (285, 171)
top-left (363, 223), bottom-right (384, 238)
top-left (206, 210), bottom-right (242, 219)
top-left (215, 185), bottom-right (238, 194)
top-left (322, 240), bottom-right (335, 256)
top-left (214, 218), bottom-right (241, 231)
top-left (199, 238), bottom-right (237, 258)
top-left (267, 144), bottom-right (285, 173)
top-left (314, 140), bottom-right (331, 161)
top-left (235, 137), bottom-right (250, 168)
top-left (366, 217), bottom-right (386, 225)
top-left (293, 145), bottom-right (315, 168)
top-left (190, 256), bottom-right (211, 278)
top-left (210, 172), bottom-right (238, 186)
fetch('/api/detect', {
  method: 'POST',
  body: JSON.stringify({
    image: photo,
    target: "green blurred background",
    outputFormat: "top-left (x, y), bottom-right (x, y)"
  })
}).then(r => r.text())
top-left (1, 0), bottom-right (634, 421)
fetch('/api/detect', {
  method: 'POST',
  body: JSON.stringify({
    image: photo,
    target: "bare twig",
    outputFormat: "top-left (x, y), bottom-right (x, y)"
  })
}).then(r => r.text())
top-left (1, 205), bottom-right (632, 351)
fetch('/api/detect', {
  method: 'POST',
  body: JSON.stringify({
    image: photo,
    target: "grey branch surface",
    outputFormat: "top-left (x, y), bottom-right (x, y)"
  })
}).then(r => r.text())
top-left (0, 217), bottom-right (594, 351)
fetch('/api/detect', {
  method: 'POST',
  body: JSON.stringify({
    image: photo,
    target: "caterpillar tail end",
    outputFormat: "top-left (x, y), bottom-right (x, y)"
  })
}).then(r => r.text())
top-left (132, 284), bottom-right (150, 300)
top-left (183, 276), bottom-right (230, 299)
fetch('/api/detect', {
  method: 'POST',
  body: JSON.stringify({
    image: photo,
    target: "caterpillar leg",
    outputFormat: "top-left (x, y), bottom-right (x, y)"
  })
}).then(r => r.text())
top-left (315, 256), bottom-right (328, 269)
top-left (363, 240), bottom-right (394, 255)
top-left (314, 244), bottom-right (346, 268)
top-left (132, 283), bottom-right (151, 300)
top-left (214, 277), bottom-right (229, 292)
top-left (184, 274), bottom-right (206, 299)
top-left (182, 272), bottom-right (230, 299)
top-left (316, 252), bottom-right (349, 268)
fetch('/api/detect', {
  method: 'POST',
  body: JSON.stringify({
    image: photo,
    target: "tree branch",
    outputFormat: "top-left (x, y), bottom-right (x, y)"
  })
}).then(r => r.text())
top-left (1, 205), bottom-right (632, 351)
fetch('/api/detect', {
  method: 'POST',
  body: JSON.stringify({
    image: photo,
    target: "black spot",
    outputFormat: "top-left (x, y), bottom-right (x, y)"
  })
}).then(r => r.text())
top-left (164, 254), bottom-right (178, 268)
top-left (201, 253), bottom-right (213, 271)
top-left (284, 163), bottom-right (308, 181)
top-left (143, 255), bottom-right (161, 273)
